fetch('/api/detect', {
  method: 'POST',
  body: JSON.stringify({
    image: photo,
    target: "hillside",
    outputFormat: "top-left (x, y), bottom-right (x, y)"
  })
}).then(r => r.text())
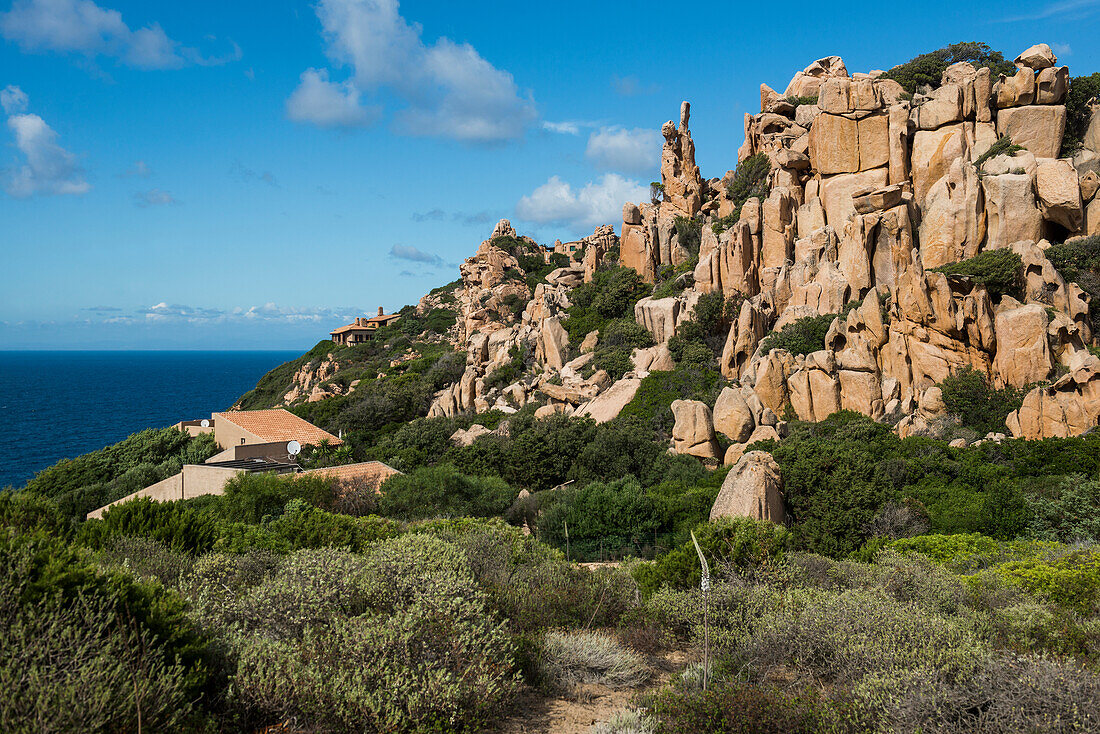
top-left (8, 41), bottom-right (1100, 733)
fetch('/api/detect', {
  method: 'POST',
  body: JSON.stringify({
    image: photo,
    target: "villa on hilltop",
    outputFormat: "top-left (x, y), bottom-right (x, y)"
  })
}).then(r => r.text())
top-left (329, 307), bottom-right (401, 345)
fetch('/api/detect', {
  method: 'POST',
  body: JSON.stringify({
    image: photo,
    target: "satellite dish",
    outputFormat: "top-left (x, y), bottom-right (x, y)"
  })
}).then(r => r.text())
top-left (200, 419), bottom-right (210, 428)
top-left (287, 440), bottom-right (301, 456)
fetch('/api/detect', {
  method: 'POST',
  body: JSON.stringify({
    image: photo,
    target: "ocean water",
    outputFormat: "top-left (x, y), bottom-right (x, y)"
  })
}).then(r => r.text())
top-left (0, 351), bottom-right (300, 489)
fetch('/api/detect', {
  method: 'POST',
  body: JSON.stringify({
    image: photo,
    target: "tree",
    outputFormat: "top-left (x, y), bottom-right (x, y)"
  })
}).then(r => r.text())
top-left (378, 464), bottom-right (516, 520)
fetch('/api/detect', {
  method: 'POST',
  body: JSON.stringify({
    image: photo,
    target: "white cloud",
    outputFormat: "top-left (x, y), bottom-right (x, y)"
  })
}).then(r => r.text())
top-left (390, 243), bottom-right (444, 266)
top-left (3, 91), bottom-right (89, 198)
top-left (289, 0), bottom-right (536, 141)
top-left (134, 188), bottom-right (175, 207)
top-left (136, 301), bottom-right (360, 325)
top-left (585, 126), bottom-right (661, 175)
top-left (543, 120), bottom-right (580, 135)
top-left (1052, 42), bottom-right (1073, 56)
top-left (516, 174), bottom-right (648, 231)
top-left (1, 85), bottom-right (29, 114)
top-left (286, 68), bottom-right (378, 128)
top-left (0, 0), bottom-right (239, 69)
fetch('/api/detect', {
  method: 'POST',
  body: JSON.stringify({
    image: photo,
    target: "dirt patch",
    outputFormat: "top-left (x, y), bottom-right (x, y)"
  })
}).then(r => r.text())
top-left (491, 647), bottom-right (694, 734)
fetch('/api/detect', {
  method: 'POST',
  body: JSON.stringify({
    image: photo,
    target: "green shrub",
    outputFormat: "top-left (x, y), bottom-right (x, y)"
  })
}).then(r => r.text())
top-left (644, 680), bottom-right (856, 734)
top-left (564, 266), bottom-right (652, 343)
top-left (1062, 73), bottom-right (1100, 156)
top-left (973, 134), bottom-right (1024, 173)
top-left (785, 94), bottom-right (819, 106)
top-left (0, 533), bottom-right (211, 733)
top-left (758, 312), bottom-right (837, 357)
top-left (379, 464), bottom-right (516, 520)
top-left (218, 472), bottom-right (336, 524)
top-left (673, 216), bottom-right (702, 257)
top-left (417, 517), bottom-right (639, 633)
top-left (931, 247), bottom-right (1023, 301)
top-left (484, 345), bottom-right (528, 391)
top-left (633, 517), bottom-right (791, 595)
top-left (880, 42), bottom-right (1014, 94)
top-left (939, 366), bottom-right (1027, 435)
top-left (620, 364), bottom-right (726, 437)
top-left (1046, 235), bottom-right (1100, 335)
top-left (228, 537), bottom-right (520, 732)
top-left (1026, 475), bottom-right (1100, 543)
top-left (725, 153), bottom-right (771, 217)
top-left (770, 413), bottom-right (902, 556)
top-left (538, 477), bottom-right (661, 561)
top-left (592, 318), bottom-right (655, 380)
top-left (969, 549), bottom-right (1100, 614)
top-left (25, 428), bottom-right (219, 520)
top-left (79, 497), bottom-right (222, 554)
top-left (0, 490), bottom-right (73, 538)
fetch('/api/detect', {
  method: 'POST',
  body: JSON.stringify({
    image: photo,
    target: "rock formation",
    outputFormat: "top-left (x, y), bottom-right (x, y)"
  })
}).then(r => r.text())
top-left (420, 42), bottom-right (1100, 451)
top-left (710, 451), bottom-right (786, 523)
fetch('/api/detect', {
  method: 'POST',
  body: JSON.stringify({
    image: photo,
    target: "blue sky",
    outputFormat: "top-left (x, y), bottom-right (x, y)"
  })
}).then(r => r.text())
top-left (1, 0), bottom-right (1098, 350)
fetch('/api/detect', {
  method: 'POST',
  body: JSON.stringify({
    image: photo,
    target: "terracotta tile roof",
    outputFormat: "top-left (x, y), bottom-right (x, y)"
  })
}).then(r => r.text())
top-left (304, 461), bottom-right (400, 494)
top-left (215, 409), bottom-right (342, 446)
top-left (329, 323), bottom-right (368, 335)
top-left (367, 314), bottom-right (400, 323)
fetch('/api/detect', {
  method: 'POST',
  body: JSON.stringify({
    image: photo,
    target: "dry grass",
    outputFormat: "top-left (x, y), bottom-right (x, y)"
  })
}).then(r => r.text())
top-left (540, 631), bottom-right (651, 690)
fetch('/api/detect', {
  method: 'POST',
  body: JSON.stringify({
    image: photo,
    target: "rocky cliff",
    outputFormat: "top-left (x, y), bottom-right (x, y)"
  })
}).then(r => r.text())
top-left (286, 42), bottom-right (1100, 459)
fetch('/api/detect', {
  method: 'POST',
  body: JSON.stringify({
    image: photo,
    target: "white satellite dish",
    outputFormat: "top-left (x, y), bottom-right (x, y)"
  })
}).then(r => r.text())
top-left (286, 440), bottom-right (301, 457)
top-left (200, 419), bottom-right (210, 428)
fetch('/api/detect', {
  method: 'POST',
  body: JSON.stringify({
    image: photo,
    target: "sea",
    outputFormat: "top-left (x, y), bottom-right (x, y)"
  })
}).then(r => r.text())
top-left (0, 351), bottom-right (301, 489)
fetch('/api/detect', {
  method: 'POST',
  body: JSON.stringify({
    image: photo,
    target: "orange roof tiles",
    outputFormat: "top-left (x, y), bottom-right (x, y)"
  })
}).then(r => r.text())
top-left (304, 461), bottom-right (400, 493)
top-left (216, 409), bottom-right (342, 446)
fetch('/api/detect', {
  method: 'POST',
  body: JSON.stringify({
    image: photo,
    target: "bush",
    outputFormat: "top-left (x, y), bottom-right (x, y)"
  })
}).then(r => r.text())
top-left (79, 497), bottom-right (222, 554)
top-left (379, 464), bottom-right (516, 520)
top-left (620, 364), bottom-right (726, 437)
top-left (228, 537), bottom-right (521, 732)
top-left (931, 248), bottom-right (1023, 301)
top-left (483, 345), bottom-right (528, 391)
top-left (973, 134), bottom-right (1024, 173)
top-left (1062, 73), bottom-right (1100, 156)
top-left (939, 366), bottom-right (1027, 435)
top-left (673, 216), bottom-right (702, 257)
top-left (880, 42), bottom-right (1014, 94)
top-left (538, 477), bottom-right (661, 561)
top-left (0, 533), bottom-right (211, 733)
top-left (1046, 234), bottom-right (1100, 335)
top-left (218, 471), bottom-right (336, 524)
top-left (633, 517), bottom-right (791, 595)
top-left (539, 630), bottom-right (650, 690)
top-left (0, 490), bottom-right (72, 538)
top-left (644, 680), bottom-right (855, 734)
top-left (419, 517), bottom-right (640, 633)
top-left (1026, 475), bottom-right (1100, 543)
top-left (724, 153), bottom-right (771, 218)
top-left (759, 312), bottom-right (837, 358)
top-left (592, 318), bottom-right (655, 380)
top-left (564, 266), bottom-right (652, 343)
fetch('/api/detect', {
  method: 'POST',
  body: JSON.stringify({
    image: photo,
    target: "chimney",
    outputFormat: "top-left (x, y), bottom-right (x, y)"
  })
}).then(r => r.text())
top-left (378, 306), bottom-right (384, 316)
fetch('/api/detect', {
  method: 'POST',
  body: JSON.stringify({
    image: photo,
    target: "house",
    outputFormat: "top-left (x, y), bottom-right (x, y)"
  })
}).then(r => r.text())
top-left (209, 408), bottom-right (342, 455)
top-left (330, 307), bottom-right (401, 345)
top-left (85, 459), bottom-right (399, 520)
top-left (86, 409), bottom-right (398, 519)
